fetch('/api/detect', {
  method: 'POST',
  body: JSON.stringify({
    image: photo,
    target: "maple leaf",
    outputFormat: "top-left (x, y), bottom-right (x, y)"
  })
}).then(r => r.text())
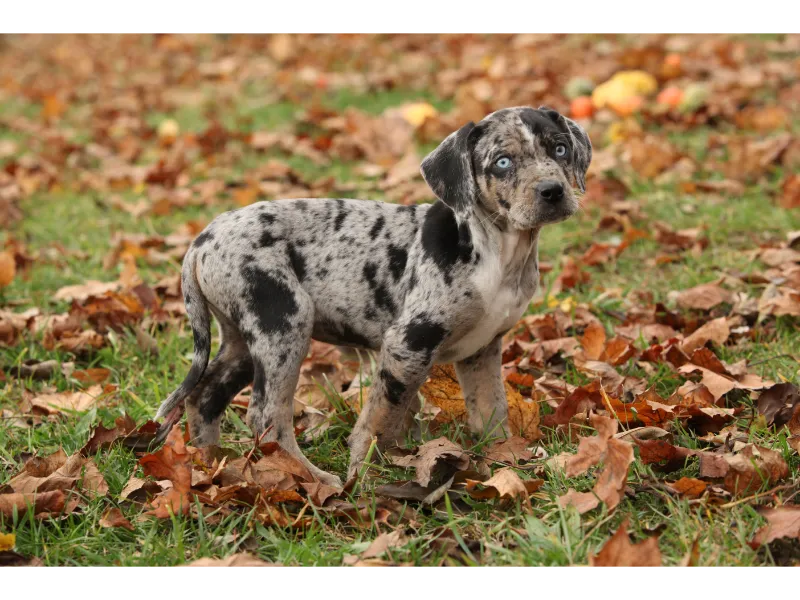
top-left (139, 424), bottom-right (193, 517)
top-left (750, 506), bottom-right (800, 547)
top-left (558, 414), bottom-right (634, 514)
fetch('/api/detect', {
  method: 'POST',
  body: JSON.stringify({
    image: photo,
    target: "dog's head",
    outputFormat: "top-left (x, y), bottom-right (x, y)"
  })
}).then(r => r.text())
top-left (421, 106), bottom-right (591, 230)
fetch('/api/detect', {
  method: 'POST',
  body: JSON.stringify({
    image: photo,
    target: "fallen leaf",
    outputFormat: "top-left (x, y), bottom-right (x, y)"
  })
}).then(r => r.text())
top-left (0, 533), bottom-right (14, 551)
top-left (751, 506), bottom-right (800, 546)
top-left (674, 283), bottom-right (732, 311)
top-left (482, 437), bottom-right (534, 465)
top-left (29, 384), bottom-right (113, 415)
top-left (667, 477), bottom-right (708, 499)
top-left (361, 529), bottom-right (409, 559)
top-left (7, 449), bottom-right (108, 498)
top-left (680, 317), bottom-right (730, 354)
top-left (139, 424), bottom-right (192, 517)
top-left (466, 468), bottom-right (542, 502)
top-left (589, 517), bottom-right (662, 566)
top-left (99, 507), bottom-right (134, 531)
top-left (558, 414), bottom-right (634, 513)
top-left (0, 550), bottom-right (44, 566)
top-left (0, 491), bottom-right (65, 518)
top-left (720, 444), bottom-right (790, 496)
top-left (391, 437), bottom-right (470, 487)
top-left (186, 553), bottom-right (279, 566)
top-left (757, 383), bottom-right (800, 428)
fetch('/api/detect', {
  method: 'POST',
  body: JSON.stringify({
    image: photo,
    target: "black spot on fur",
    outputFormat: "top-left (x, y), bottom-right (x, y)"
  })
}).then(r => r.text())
top-left (241, 264), bottom-right (298, 334)
top-left (405, 316), bottom-right (447, 358)
top-left (287, 243), bottom-right (307, 281)
top-left (193, 230), bottom-right (215, 248)
top-left (296, 200), bottom-right (308, 211)
top-left (380, 369), bottom-right (406, 405)
top-left (370, 215), bottom-right (385, 239)
top-left (421, 201), bottom-right (473, 282)
top-left (260, 230), bottom-right (280, 247)
top-left (251, 362), bottom-right (266, 408)
top-left (387, 245), bottom-right (408, 281)
top-left (259, 212), bottom-right (276, 225)
top-left (312, 319), bottom-right (373, 349)
top-left (199, 357), bottom-right (254, 423)
top-left (363, 262), bottom-right (378, 288)
top-left (375, 286), bottom-right (396, 314)
top-left (213, 242), bottom-right (221, 251)
top-left (363, 262), bottom-right (396, 314)
top-left (333, 199), bottom-right (347, 231)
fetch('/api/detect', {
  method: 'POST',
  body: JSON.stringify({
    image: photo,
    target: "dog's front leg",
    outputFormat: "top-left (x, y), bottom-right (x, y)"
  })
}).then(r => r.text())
top-left (347, 326), bottom-right (433, 480)
top-left (455, 334), bottom-right (510, 439)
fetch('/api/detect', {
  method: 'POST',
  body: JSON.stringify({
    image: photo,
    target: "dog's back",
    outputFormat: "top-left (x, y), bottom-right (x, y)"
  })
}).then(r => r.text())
top-left (191, 198), bottom-right (428, 351)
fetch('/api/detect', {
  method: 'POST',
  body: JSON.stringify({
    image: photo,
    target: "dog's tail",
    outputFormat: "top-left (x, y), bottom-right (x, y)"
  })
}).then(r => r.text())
top-left (154, 248), bottom-right (211, 428)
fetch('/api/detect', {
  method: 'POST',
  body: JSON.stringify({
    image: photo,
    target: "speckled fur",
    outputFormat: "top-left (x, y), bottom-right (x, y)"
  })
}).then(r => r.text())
top-left (155, 106), bottom-right (591, 486)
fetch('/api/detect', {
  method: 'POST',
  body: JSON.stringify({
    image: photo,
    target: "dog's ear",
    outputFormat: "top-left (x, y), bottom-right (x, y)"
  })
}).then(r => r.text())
top-left (562, 116), bottom-right (592, 193)
top-left (420, 121), bottom-right (478, 215)
top-left (538, 106), bottom-right (592, 193)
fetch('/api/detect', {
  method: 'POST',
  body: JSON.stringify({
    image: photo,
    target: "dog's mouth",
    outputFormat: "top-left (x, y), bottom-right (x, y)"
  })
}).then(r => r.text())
top-left (508, 195), bottom-right (579, 230)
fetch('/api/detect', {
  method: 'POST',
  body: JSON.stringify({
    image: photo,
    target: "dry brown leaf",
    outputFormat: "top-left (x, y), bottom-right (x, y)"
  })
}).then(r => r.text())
top-left (674, 283), bottom-right (732, 311)
top-left (52, 280), bottom-right (121, 303)
top-left (667, 477), bottom-right (708, 499)
top-left (750, 506), bottom-right (800, 547)
top-left (589, 517), bottom-right (662, 566)
top-left (8, 449), bottom-right (108, 498)
top-left (466, 468), bottom-right (542, 501)
top-left (720, 445), bottom-right (790, 496)
top-left (680, 317), bottom-right (730, 354)
top-left (361, 530), bottom-right (409, 559)
top-left (99, 507), bottom-right (134, 531)
top-left (757, 383), bottom-right (800, 428)
top-left (186, 553), bottom-right (279, 566)
top-left (580, 321), bottom-right (607, 360)
top-left (391, 437), bottom-right (470, 487)
top-left (558, 414), bottom-right (634, 513)
top-left (0, 490), bottom-right (65, 518)
top-left (482, 437), bottom-right (534, 465)
top-left (139, 424), bottom-right (192, 517)
top-left (29, 384), bottom-right (112, 415)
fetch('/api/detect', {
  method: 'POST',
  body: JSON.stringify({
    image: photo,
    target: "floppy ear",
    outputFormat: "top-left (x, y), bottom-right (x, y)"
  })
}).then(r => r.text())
top-left (538, 106), bottom-right (592, 193)
top-left (562, 116), bottom-right (592, 193)
top-left (420, 121), bottom-right (478, 215)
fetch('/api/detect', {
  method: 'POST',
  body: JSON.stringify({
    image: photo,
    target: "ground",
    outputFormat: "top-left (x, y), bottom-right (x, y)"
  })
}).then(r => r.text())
top-left (1, 34), bottom-right (799, 566)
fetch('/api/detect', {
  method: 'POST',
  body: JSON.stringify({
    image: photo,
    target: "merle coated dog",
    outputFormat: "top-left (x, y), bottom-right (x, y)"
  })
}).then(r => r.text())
top-left (155, 106), bottom-right (591, 486)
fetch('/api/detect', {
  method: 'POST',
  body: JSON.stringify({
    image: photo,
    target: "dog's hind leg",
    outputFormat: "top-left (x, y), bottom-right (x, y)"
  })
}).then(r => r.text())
top-left (240, 276), bottom-right (343, 488)
top-left (185, 312), bottom-right (254, 447)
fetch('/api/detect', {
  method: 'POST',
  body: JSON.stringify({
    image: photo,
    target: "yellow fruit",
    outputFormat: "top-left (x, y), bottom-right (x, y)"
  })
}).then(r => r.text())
top-left (157, 119), bottom-right (180, 142)
top-left (592, 70), bottom-right (658, 110)
top-left (609, 94), bottom-right (643, 117)
top-left (400, 102), bottom-right (438, 128)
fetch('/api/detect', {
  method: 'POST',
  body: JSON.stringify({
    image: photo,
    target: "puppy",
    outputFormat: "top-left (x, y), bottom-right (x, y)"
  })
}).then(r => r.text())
top-left (155, 106), bottom-right (591, 486)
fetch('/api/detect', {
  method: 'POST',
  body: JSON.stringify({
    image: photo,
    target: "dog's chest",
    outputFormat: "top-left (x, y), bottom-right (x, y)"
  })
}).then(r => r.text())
top-left (443, 230), bottom-right (537, 362)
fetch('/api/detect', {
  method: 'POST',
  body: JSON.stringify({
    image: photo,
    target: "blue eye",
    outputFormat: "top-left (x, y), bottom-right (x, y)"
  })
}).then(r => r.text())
top-left (495, 157), bottom-right (512, 169)
top-left (555, 144), bottom-right (567, 157)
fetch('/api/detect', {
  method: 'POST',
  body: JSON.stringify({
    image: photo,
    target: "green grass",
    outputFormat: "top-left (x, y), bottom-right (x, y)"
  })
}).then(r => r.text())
top-left (2, 79), bottom-right (800, 567)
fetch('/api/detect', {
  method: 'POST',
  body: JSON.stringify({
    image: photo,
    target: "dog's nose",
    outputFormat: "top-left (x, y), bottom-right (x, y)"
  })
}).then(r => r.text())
top-left (536, 181), bottom-right (564, 204)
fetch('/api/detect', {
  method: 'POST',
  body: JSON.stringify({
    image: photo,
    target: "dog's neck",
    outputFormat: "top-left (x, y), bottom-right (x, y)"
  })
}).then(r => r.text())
top-left (466, 204), bottom-right (540, 292)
